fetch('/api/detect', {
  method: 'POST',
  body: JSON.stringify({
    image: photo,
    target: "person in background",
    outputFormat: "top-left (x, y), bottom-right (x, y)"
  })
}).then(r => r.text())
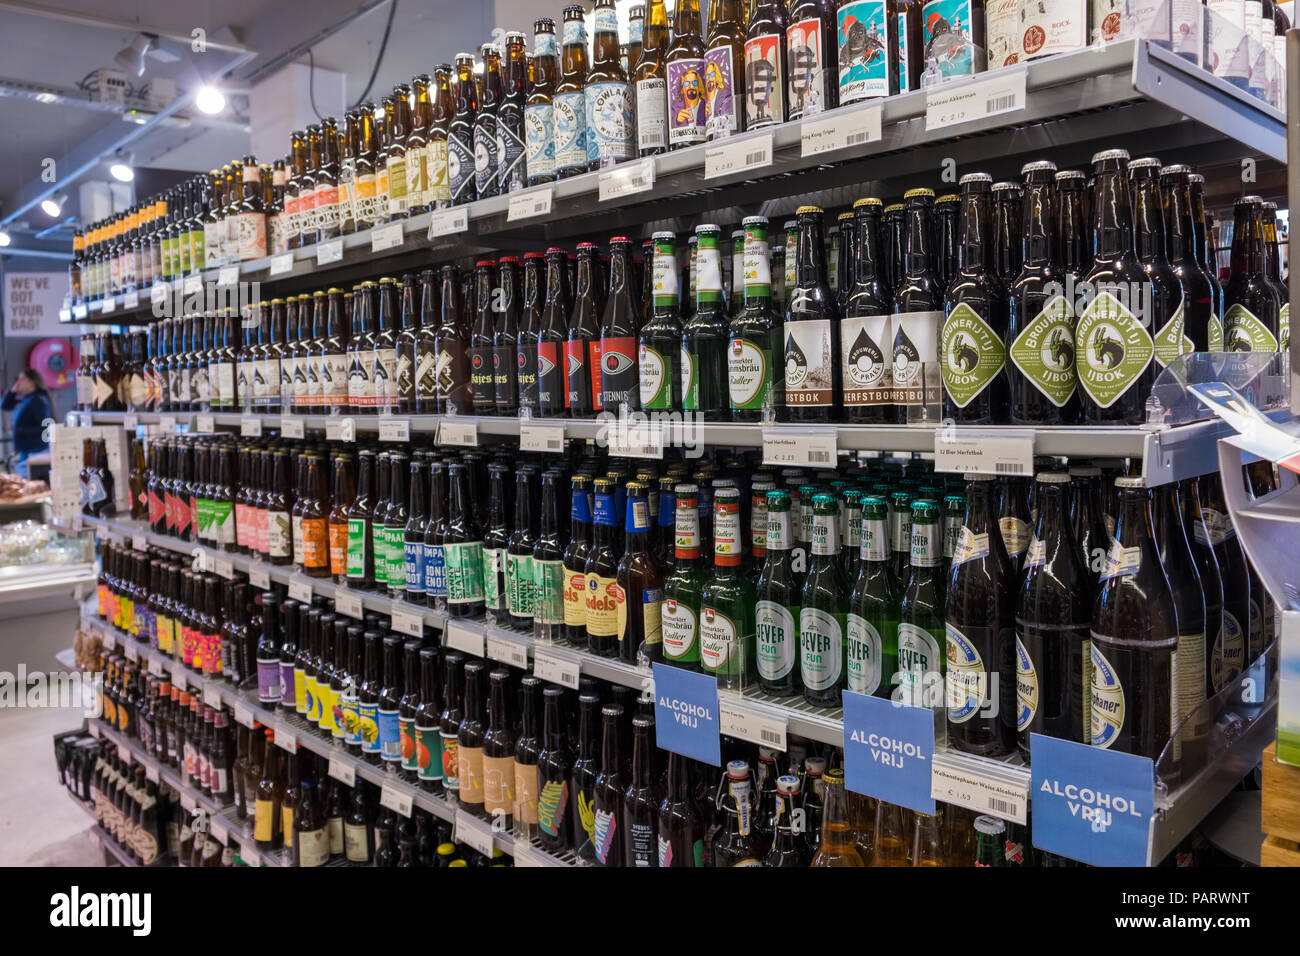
top-left (2, 368), bottom-right (53, 478)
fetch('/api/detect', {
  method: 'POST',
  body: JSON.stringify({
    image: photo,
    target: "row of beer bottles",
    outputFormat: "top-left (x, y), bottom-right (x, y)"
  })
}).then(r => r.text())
top-left (87, 740), bottom-right (178, 866)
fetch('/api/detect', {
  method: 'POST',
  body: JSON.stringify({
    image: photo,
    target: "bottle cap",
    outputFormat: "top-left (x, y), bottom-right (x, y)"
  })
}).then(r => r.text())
top-left (853, 197), bottom-right (883, 208)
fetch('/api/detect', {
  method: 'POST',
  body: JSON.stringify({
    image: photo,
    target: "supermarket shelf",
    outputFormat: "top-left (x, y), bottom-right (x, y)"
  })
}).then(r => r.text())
top-left (67, 791), bottom-right (176, 868)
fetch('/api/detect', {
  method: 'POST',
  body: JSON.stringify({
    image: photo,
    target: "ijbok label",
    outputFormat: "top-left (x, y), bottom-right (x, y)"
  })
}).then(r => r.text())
top-left (1009, 295), bottom-right (1076, 407)
top-left (940, 303), bottom-right (1006, 407)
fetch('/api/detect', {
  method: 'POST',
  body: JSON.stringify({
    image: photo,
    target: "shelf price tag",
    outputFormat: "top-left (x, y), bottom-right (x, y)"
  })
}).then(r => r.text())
top-left (427, 206), bottom-right (469, 239)
top-left (217, 266), bottom-right (240, 287)
top-left (842, 691), bottom-right (935, 814)
top-left (148, 656), bottom-right (165, 677)
top-left (370, 222), bottom-right (404, 252)
top-left (507, 186), bottom-right (553, 221)
top-left (931, 760), bottom-right (1028, 825)
top-left (378, 417), bottom-right (410, 442)
top-left (316, 238), bottom-right (344, 264)
top-left (325, 417), bottom-right (356, 442)
top-left (160, 416), bottom-right (177, 433)
top-left (203, 685), bottom-right (222, 708)
top-left (607, 420), bottom-right (664, 459)
top-left (269, 252), bottom-right (295, 276)
top-left (123, 289), bottom-right (140, 310)
top-left (444, 621), bottom-right (485, 658)
top-left (391, 608), bottom-right (424, 637)
top-left (279, 416), bottom-right (305, 439)
top-left (183, 274), bottom-right (203, 296)
top-left (336, 589), bottom-right (363, 620)
top-left (486, 634), bottom-right (529, 669)
top-left (454, 810), bottom-right (497, 856)
top-left (801, 105), bottom-right (882, 157)
top-left (123, 414), bottom-right (139, 431)
top-left (437, 420), bottom-right (478, 447)
top-left (761, 428), bottom-right (837, 468)
top-left (195, 414), bottom-right (215, 434)
top-left (209, 816), bottom-right (228, 845)
top-left (248, 566), bottom-right (270, 590)
top-left (926, 65), bottom-right (1027, 131)
top-left (380, 783), bottom-right (414, 817)
top-left (652, 663), bottom-right (721, 765)
top-left (73, 303), bottom-right (89, 320)
top-left (181, 793), bottom-right (196, 812)
top-left (240, 417), bottom-right (262, 437)
top-left (717, 696), bottom-right (788, 752)
top-left (132, 533), bottom-right (148, 551)
top-left (533, 648), bottom-right (580, 689)
top-left (241, 844), bottom-right (263, 867)
top-left (124, 644), bottom-right (138, 662)
top-left (598, 157), bottom-right (655, 202)
top-left (704, 132), bottom-right (772, 180)
top-left (232, 701), bottom-right (256, 729)
top-left (146, 762), bottom-right (160, 784)
top-left (1028, 734), bottom-right (1154, 867)
top-left (519, 423), bottom-right (565, 453)
top-left (288, 577), bottom-right (312, 603)
top-left (277, 729), bottom-right (298, 753)
top-left (512, 842), bottom-right (547, 867)
top-left (933, 430), bottom-right (1033, 477)
top-left (101, 295), bottom-right (116, 314)
top-left (214, 558), bottom-right (235, 580)
top-left (328, 757), bottom-right (356, 786)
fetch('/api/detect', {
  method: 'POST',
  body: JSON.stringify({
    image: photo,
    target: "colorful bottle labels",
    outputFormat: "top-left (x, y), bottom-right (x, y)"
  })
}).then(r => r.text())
top-left (635, 78), bottom-right (668, 151)
top-left (415, 722), bottom-right (444, 781)
top-left (666, 58), bottom-right (707, 145)
top-left (744, 34), bottom-right (785, 127)
top-left (941, 303), bottom-right (1007, 407)
top-left (703, 47), bottom-right (739, 138)
top-left (1009, 294), bottom-right (1077, 407)
top-left (786, 18), bottom-right (828, 119)
top-left (728, 337), bottom-right (774, 411)
top-left (837, 1), bottom-right (891, 102)
top-left (553, 91), bottom-right (588, 172)
top-left (444, 541), bottom-right (486, 603)
top-left (784, 318), bottom-right (834, 407)
top-left (921, 0), bottom-right (982, 79)
top-left (1075, 291), bottom-right (1154, 408)
top-left (585, 82), bottom-right (635, 163)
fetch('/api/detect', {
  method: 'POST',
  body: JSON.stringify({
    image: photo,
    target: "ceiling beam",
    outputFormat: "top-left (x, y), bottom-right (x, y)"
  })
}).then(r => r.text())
top-left (0, 0), bottom-right (250, 54)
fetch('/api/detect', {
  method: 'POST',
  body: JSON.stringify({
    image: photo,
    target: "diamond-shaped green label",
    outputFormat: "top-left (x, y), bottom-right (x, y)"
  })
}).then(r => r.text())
top-left (1075, 291), bottom-right (1153, 409)
top-left (940, 302), bottom-right (1006, 408)
top-left (1153, 297), bottom-right (1185, 368)
top-left (1224, 303), bottom-right (1278, 352)
top-left (1207, 313), bottom-right (1223, 351)
top-left (1009, 294), bottom-right (1076, 408)
top-left (1281, 304), bottom-right (1290, 353)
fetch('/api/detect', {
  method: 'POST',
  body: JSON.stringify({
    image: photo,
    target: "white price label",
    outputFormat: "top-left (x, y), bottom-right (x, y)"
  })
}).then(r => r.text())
top-left (183, 274), bottom-right (203, 296)
top-left (123, 289), bottom-right (140, 310)
top-left (325, 417), bottom-right (356, 442)
top-left (598, 158), bottom-right (655, 202)
top-left (232, 701), bottom-right (255, 729)
top-left (288, 578), bottom-right (312, 603)
top-left (486, 635), bottom-right (528, 669)
top-left (378, 417), bottom-right (410, 442)
top-left (123, 414), bottom-right (139, 431)
top-left (148, 656), bottom-right (165, 677)
top-left (454, 810), bottom-right (497, 856)
top-left (316, 238), bottom-right (344, 264)
top-left (371, 221), bottom-right (404, 252)
top-left (277, 729), bottom-right (298, 752)
top-left (218, 266), bottom-right (240, 287)
top-left (280, 416), bottom-right (305, 439)
top-left (89, 723), bottom-right (100, 739)
top-left (704, 132), bottom-right (773, 180)
top-left (160, 416), bottom-right (177, 432)
top-left (146, 762), bottom-right (160, 784)
top-left (444, 621), bottom-right (485, 658)
top-left (532, 649), bottom-right (580, 689)
top-left (124, 644), bottom-right (138, 662)
top-left (203, 685), bottom-right (222, 708)
top-left (931, 761), bottom-right (1028, 824)
top-left (102, 633), bottom-right (116, 650)
top-left (101, 295), bottom-right (116, 314)
top-left (427, 206), bottom-right (469, 238)
top-left (933, 431), bottom-right (1034, 477)
top-left (607, 420), bottom-right (664, 459)
top-left (241, 844), bottom-right (263, 867)
top-left (926, 66), bottom-right (1027, 131)
top-left (248, 566), bottom-right (270, 590)
top-left (761, 429), bottom-right (838, 468)
top-left (437, 420), bottom-right (477, 447)
top-left (240, 416), bottom-right (262, 437)
top-left (171, 669), bottom-right (185, 691)
top-left (181, 793), bottom-right (197, 812)
top-left (512, 842), bottom-right (547, 867)
top-left (801, 105), bottom-right (882, 157)
top-left (519, 423), bottom-right (565, 453)
top-left (73, 303), bottom-right (89, 319)
top-left (132, 533), bottom-right (148, 551)
top-left (717, 698), bottom-right (788, 752)
top-left (195, 414), bottom-right (215, 434)
top-left (328, 758), bottom-right (356, 786)
top-left (391, 609), bottom-right (424, 638)
top-left (215, 558), bottom-right (235, 580)
top-left (380, 783), bottom-right (414, 817)
top-left (507, 187), bottom-right (553, 221)
top-left (269, 252), bottom-right (295, 276)
top-left (336, 589), bottom-right (363, 620)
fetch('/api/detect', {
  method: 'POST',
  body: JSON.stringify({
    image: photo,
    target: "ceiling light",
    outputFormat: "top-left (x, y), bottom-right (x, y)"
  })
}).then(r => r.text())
top-left (0, 231), bottom-right (11, 247)
top-left (195, 85), bottom-right (226, 115)
top-left (109, 159), bottom-right (134, 182)
top-left (41, 193), bottom-right (66, 218)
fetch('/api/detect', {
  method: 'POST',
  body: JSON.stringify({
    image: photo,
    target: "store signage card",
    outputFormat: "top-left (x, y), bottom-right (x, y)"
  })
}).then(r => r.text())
top-left (842, 691), bottom-right (935, 815)
top-left (652, 663), bottom-right (720, 766)
top-left (1029, 734), bottom-right (1154, 867)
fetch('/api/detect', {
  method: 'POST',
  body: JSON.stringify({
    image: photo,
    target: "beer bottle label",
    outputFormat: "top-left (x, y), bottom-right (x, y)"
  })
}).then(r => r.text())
top-left (534, 559), bottom-right (566, 625)
top-left (785, 19), bottom-right (827, 119)
top-left (629, 821), bottom-right (655, 866)
top-left (324, 354), bottom-right (349, 402)
top-left (387, 528), bottom-right (407, 589)
top-left (665, 58), bottom-right (707, 145)
top-left (1177, 627), bottom-right (1205, 727)
top-left (1009, 294), bottom-right (1077, 407)
top-left (846, 613), bottom-right (883, 695)
top-left (593, 806), bottom-right (618, 864)
top-left (799, 607), bottom-right (843, 691)
top-left (426, 144), bottom-right (450, 205)
top-left (345, 517), bottom-right (369, 579)
top-left (459, 745), bottom-right (485, 805)
top-left (728, 337), bottom-right (774, 411)
top-left (1215, 611), bottom-right (1246, 689)
top-left (539, 777), bottom-right (569, 837)
top-left (405, 145), bottom-right (427, 208)
top-left (1098, 542), bottom-right (1141, 581)
top-left (358, 699), bottom-right (381, 753)
top-left (1088, 639), bottom-right (1125, 749)
top-left (700, 606), bottom-right (740, 674)
top-left (941, 303), bottom-right (1006, 407)
top-left (564, 567), bottom-right (588, 628)
top-left (997, 519), bottom-right (1028, 562)
top-left (1223, 303), bottom-right (1278, 352)
top-left (482, 547), bottom-right (504, 610)
top-left (1022, 0), bottom-right (1089, 59)
top-left (600, 335), bottom-right (638, 408)
top-left (1075, 290), bottom-right (1154, 408)
top-left (1279, 303), bottom-right (1290, 353)
top-left (783, 318), bottom-right (834, 407)
top-left (473, 118), bottom-right (497, 197)
top-left (344, 822), bottom-right (369, 862)
top-left (586, 82), bottom-right (635, 163)
top-left (896, 621), bottom-right (942, 705)
top-left (553, 92), bottom-right (588, 173)
top-left (298, 827), bottom-right (328, 867)
top-left (328, 520), bottom-right (348, 577)
top-left (892, 310), bottom-right (943, 405)
top-left (635, 78), bottom-right (668, 151)
top-left (517, 343), bottom-right (539, 410)
top-left (743, 34), bottom-right (785, 129)
top-left (257, 655), bottom-right (283, 704)
top-left (448, 131), bottom-right (474, 204)
top-left (507, 552), bottom-right (536, 617)
top-left (491, 345), bottom-right (515, 407)
top-left (702, 48), bottom-right (739, 139)
top-left (1014, 635), bottom-right (1039, 732)
top-left (1153, 296), bottom-right (1187, 368)
top-left (756, 600), bottom-right (797, 681)
top-left (405, 538), bottom-right (426, 595)
top-left (585, 574), bottom-right (618, 637)
top-left (639, 343), bottom-right (674, 409)
top-left (537, 341), bottom-right (565, 409)
top-left (444, 541), bottom-right (486, 603)
top-left (841, 315), bottom-right (892, 407)
top-left (253, 798), bottom-right (274, 842)
top-left (945, 623), bottom-right (992, 723)
top-left (484, 755), bottom-right (514, 817)
top-left (440, 731), bottom-right (460, 791)
top-left (985, 0), bottom-right (1020, 68)
top-left (515, 762), bottom-right (540, 826)
top-left (837, 1), bottom-right (891, 103)
top-left (424, 541), bottom-right (446, 596)
top-left (920, 0), bottom-right (980, 80)
top-left (1195, 507), bottom-right (1235, 545)
top-left (1024, 537), bottom-right (1046, 570)
top-left (302, 518), bottom-right (329, 569)
top-left (526, 104), bottom-right (556, 178)
top-left (415, 721), bottom-right (444, 781)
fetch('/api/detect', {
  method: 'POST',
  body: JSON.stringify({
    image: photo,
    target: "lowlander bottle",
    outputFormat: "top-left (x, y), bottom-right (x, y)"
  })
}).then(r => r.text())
top-left (527, 20), bottom-right (559, 185)
top-left (554, 6), bottom-right (591, 178)
top-left (586, 0), bottom-right (635, 168)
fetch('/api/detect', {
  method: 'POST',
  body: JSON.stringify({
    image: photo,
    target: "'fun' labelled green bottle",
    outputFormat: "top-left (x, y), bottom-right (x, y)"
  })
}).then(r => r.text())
top-left (756, 490), bottom-right (801, 696)
top-left (897, 499), bottom-right (945, 708)
top-left (800, 493), bottom-right (848, 707)
top-left (700, 487), bottom-right (755, 690)
top-left (847, 495), bottom-right (900, 698)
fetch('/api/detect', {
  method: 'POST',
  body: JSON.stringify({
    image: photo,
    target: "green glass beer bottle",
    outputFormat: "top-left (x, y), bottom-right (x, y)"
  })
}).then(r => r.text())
top-left (897, 499), bottom-right (945, 708)
top-left (682, 224), bottom-right (729, 418)
top-left (801, 493), bottom-right (848, 707)
top-left (700, 487), bottom-right (755, 690)
top-left (661, 483), bottom-right (705, 670)
top-left (889, 489), bottom-right (915, 583)
top-left (756, 490), bottom-right (801, 696)
top-left (728, 215), bottom-right (783, 422)
top-left (639, 232), bottom-right (683, 412)
top-left (848, 495), bottom-right (900, 698)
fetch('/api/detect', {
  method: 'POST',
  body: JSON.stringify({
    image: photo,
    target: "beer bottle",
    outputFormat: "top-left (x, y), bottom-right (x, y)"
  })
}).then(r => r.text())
top-left (935, 193), bottom-right (960, 289)
top-left (439, 652), bottom-right (465, 803)
top-left (701, 487), bottom-right (756, 689)
top-left (380, 451), bottom-right (409, 597)
top-left (348, 282), bottom-right (376, 413)
top-left (703, 0), bottom-right (745, 138)
top-left (745, 0), bottom-right (789, 130)
top-left (493, 257), bottom-right (521, 416)
top-left (785, 0), bottom-right (839, 118)
top-left (379, 638), bottom-right (409, 763)
top-left (1090, 477), bottom-right (1180, 785)
top-left (892, 189), bottom-right (943, 420)
top-left (469, 261), bottom-right (497, 416)
top-left (344, 449), bottom-right (375, 589)
top-left (554, 6), bottom-right (592, 177)
top-left (527, 20), bottom-right (559, 185)
top-left (498, 34), bottom-right (528, 194)
top-left (973, 814), bottom-right (1004, 866)
top-left (563, 475), bottom-right (593, 646)
top-left (444, 462), bottom-right (486, 617)
top-left (756, 490), bottom-right (801, 695)
top-left (482, 669), bottom-right (516, 829)
top-left (404, 77), bottom-right (432, 216)
top-left (942, 173), bottom-right (1009, 423)
top-left (326, 454), bottom-right (353, 582)
top-left (506, 469), bottom-right (537, 629)
top-left (448, 53), bottom-right (478, 205)
top-left (638, 232), bottom-right (684, 412)
top-left (1054, 168), bottom-right (1088, 287)
top-left (728, 216), bottom-right (783, 420)
top-left (684, 224), bottom-right (730, 417)
top-left (571, 692), bottom-right (603, 861)
top-left (393, 276), bottom-right (419, 415)
top-left (428, 267), bottom-right (468, 415)
top-left (998, 477), bottom-right (1032, 575)
top-left (600, 237), bottom-right (642, 412)
top-left (785, 205), bottom-right (841, 420)
top-left (296, 130), bottom-right (320, 247)
top-left (591, 703), bottom-right (625, 866)
top-left (1188, 172), bottom-right (1224, 349)
top-left (565, 243), bottom-right (602, 416)
top-left (320, 288), bottom-right (350, 415)
top-left (537, 248), bottom-right (571, 417)
top-left (1127, 158), bottom-right (1186, 372)
top-left (848, 495), bottom-right (901, 698)
top-left (1009, 160), bottom-right (1078, 424)
top-left (654, 750), bottom-right (702, 866)
top-left (1062, 465), bottom-right (1104, 589)
top-left (457, 661), bottom-right (487, 816)
top-left (889, 489), bottom-right (914, 582)
top-left (403, 454), bottom-right (428, 603)
top-left (353, 105), bottom-right (383, 229)
top-left (800, 494), bottom-right (848, 705)
top-left (525, 472), bottom-right (563, 643)
top-left (586, 0), bottom-right (635, 167)
top-left (428, 65), bottom-right (453, 209)
top-left (810, 768), bottom-right (864, 866)
top-left (712, 760), bottom-right (761, 866)
top-left (1224, 197), bottom-right (1283, 353)
top-left (253, 730), bottom-right (282, 848)
top-left (313, 121), bottom-right (342, 242)
top-left (412, 647), bottom-right (444, 790)
top-left (612, 712), bottom-right (656, 866)
top-left (1077, 149), bottom-right (1156, 424)
top-left (665, 0), bottom-right (707, 148)
top-left (898, 499), bottom-right (944, 707)
top-left (1197, 474), bottom-right (1250, 690)
top-left (992, 181), bottom-right (1022, 286)
top-left (537, 686), bottom-right (575, 850)
top-left (843, 198), bottom-right (894, 422)
top-left (585, 477), bottom-right (621, 657)
top-left (633, 0), bottom-right (671, 154)
top-left (1259, 201), bottom-right (1288, 351)
top-left (1160, 165), bottom-right (1215, 354)
top-left (423, 459), bottom-right (448, 609)
top-left (513, 675), bottom-right (543, 840)
top-left (1179, 477), bottom-right (1224, 699)
top-left (475, 46), bottom-right (502, 201)
top-left (517, 252), bottom-right (544, 415)
top-left (662, 483), bottom-right (706, 670)
top-left (373, 277), bottom-right (401, 414)
top-left (614, 481), bottom-right (664, 665)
